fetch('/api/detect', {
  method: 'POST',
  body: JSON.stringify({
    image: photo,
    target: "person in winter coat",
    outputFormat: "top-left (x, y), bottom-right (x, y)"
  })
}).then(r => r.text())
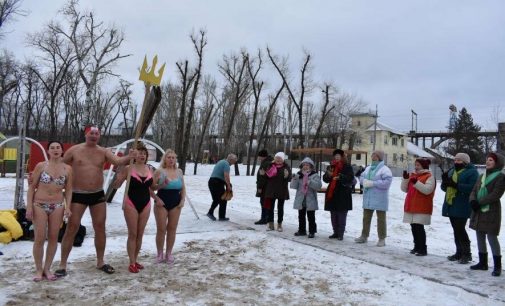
top-left (441, 152), bottom-right (479, 264)
top-left (468, 152), bottom-right (505, 276)
top-left (323, 149), bottom-right (354, 240)
top-left (255, 149), bottom-right (273, 225)
top-left (264, 152), bottom-right (292, 232)
top-left (291, 157), bottom-right (322, 238)
top-left (355, 150), bottom-right (393, 247)
top-left (401, 158), bottom-right (436, 256)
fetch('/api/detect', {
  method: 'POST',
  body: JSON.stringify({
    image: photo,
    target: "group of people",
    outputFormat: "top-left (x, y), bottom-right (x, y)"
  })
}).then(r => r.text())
top-left (26, 126), bottom-right (186, 281)
top-left (250, 149), bottom-right (504, 277)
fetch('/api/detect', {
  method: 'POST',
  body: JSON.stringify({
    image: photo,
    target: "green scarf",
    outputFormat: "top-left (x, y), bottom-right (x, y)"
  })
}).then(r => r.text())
top-left (445, 168), bottom-right (464, 205)
top-left (365, 161), bottom-right (381, 189)
top-left (476, 170), bottom-right (501, 212)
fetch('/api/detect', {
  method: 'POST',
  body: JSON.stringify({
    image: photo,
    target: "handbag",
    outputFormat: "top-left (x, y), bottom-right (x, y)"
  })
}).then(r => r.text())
top-left (221, 190), bottom-right (233, 201)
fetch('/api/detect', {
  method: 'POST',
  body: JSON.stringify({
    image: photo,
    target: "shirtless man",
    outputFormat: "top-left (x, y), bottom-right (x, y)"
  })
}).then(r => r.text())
top-left (55, 126), bottom-right (134, 276)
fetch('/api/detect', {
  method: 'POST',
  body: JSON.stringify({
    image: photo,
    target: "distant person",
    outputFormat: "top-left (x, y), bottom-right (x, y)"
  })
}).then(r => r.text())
top-left (26, 141), bottom-right (72, 281)
top-left (441, 153), bottom-right (479, 264)
top-left (152, 149), bottom-right (185, 265)
top-left (469, 152), bottom-right (505, 276)
top-left (207, 154), bottom-right (237, 221)
top-left (355, 150), bottom-right (392, 247)
top-left (354, 165), bottom-right (365, 194)
top-left (401, 158), bottom-right (436, 256)
top-left (114, 143), bottom-right (153, 273)
top-left (264, 152), bottom-right (291, 232)
top-left (291, 157), bottom-right (322, 238)
top-left (323, 149), bottom-right (354, 240)
top-left (255, 149), bottom-right (272, 225)
top-left (56, 126), bottom-right (134, 277)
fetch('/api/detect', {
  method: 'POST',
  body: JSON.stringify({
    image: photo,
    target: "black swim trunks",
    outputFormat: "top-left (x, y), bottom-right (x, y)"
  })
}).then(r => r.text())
top-left (72, 190), bottom-right (106, 206)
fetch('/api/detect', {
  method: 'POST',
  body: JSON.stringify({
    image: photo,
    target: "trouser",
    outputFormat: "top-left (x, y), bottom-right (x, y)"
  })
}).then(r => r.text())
top-left (411, 223), bottom-right (426, 250)
top-left (265, 198), bottom-right (284, 224)
top-left (361, 209), bottom-right (387, 239)
top-left (208, 178), bottom-right (227, 219)
top-left (476, 231), bottom-right (501, 256)
top-left (330, 211), bottom-right (348, 237)
top-left (259, 197), bottom-right (268, 221)
top-left (298, 207), bottom-right (317, 234)
top-left (449, 217), bottom-right (471, 255)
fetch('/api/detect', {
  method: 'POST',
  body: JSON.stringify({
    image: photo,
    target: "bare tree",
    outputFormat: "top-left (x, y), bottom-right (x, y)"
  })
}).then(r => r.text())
top-left (175, 60), bottom-right (196, 164)
top-left (0, 50), bottom-right (18, 130)
top-left (311, 83), bottom-right (336, 147)
top-left (0, 0), bottom-right (26, 38)
top-left (267, 47), bottom-right (312, 148)
top-left (54, 0), bottom-right (131, 125)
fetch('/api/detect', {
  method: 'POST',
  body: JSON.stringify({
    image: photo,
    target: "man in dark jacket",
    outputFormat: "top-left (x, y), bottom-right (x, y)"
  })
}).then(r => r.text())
top-left (441, 152), bottom-right (479, 264)
top-left (255, 149), bottom-right (272, 225)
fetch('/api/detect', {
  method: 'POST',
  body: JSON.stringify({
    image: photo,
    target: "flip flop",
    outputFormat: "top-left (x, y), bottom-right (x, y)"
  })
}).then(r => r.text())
top-left (54, 269), bottom-right (67, 277)
top-left (97, 264), bottom-right (115, 274)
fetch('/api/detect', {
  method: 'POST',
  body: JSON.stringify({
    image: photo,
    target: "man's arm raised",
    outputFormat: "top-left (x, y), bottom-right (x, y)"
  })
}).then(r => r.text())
top-left (105, 148), bottom-right (135, 166)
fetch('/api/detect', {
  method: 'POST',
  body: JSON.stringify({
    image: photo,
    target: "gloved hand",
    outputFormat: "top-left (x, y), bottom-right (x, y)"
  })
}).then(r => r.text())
top-left (410, 177), bottom-right (418, 185)
top-left (363, 179), bottom-right (374, 188)
top-left (403, 170), bottom-right (409, 179)
top-left (470, 200), bottom-right (480, 212)
top-left (284, 169), bottom-right (289, 179)
top-left (446, 179), bottom-right (458, 188)
top-left (441, 172), bottom-right (449, 181)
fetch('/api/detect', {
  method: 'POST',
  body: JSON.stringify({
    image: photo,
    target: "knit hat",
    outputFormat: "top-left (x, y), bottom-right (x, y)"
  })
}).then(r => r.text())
top-left (84, 125), bottom-right (100, 135)
top-left (258, 149), bottom-right (268, 157)
top-left (454, 153), bottom-right (470, 164)
top-left (487, 152), bottom-right (498, 163)
top-left (333, 149), bottom-right (344, 157)
top-left (415, 158), bottom-right (431, 170)
top-left (372, 150), bottom-right (385, 161)
top-left (300, 157), bottom-right (315, 168)
top-left (274, 152), bottom-right (285, 161)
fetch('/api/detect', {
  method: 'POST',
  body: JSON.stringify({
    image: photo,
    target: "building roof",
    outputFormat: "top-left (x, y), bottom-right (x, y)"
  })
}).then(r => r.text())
top-left (407, 142), bottom-right (434, 159)
top-left (365, 121), bottom-right (406, 136)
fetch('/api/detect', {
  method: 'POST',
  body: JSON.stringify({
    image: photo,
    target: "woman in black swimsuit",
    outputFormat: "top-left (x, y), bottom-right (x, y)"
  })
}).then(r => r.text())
top-left (27, 141), bottom-right (72, 281)
top-left (115, 143), bottom-right (153, 273)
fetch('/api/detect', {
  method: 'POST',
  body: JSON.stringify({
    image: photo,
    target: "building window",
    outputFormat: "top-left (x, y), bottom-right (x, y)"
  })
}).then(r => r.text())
top-left (392, 138), bottom-right (398, 146)
top-left (393, 153), bottom-right (397, 161)
top-left (370, 135), bottom-right (374, 144)
top-left (401, 138), bottom-right (404, 146)
top-left (357, 120), bottom-right (361, 127)
top-left (400, 154), bottom-right (404, 162)
top-left (356, 153), bottom-right (361, 160)
top-left (356, 137), bottom-right (362, 145)
top-left (384, 135), bottom-right (388, 145)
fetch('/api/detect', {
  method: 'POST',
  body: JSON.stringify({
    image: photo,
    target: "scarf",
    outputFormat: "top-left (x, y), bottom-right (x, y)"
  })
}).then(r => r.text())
top-left (364, 161), bottom-right (382, 190)
top-left (326, 160), bottom-right (344, 201)
top-left (302, 171), bottom-right (310, 195)
top-left (476, 169), bottom-right (501, 212)
top-left (266, 163), bottom-right (283, 178)
top-left (445, 168), bottom-right (464, 205)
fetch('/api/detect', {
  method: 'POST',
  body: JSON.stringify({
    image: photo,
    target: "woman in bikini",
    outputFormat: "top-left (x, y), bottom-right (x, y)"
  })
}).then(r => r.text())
top-left (152, 149), bottom-right (185, 264)
top-left (115, 143), bottom-right (153, 273)
top-left (27, 141), bottom-right (72, 282)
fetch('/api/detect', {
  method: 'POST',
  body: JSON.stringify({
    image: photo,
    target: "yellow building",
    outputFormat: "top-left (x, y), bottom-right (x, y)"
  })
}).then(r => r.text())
top-left (349, 112), bottom-right (408, 170)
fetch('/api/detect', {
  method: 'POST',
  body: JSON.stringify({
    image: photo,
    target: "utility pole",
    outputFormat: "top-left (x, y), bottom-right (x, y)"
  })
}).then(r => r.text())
top-left (14, 102), bottom-right (27, 209)
top-left (373, 104), bottom-right (378, 151)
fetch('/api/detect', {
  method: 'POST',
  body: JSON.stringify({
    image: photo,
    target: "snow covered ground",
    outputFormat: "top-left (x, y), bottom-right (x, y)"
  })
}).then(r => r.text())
top-left (1, 163), bottom-right (504, 305)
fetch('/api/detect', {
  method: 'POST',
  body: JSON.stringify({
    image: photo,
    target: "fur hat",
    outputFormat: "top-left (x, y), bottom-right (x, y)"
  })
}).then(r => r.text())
top-left (372, 150), bottom-right (385, 161)
top-left (300, 157), bottom-right (315, 168)
top-left (454, 153), bottom-right (470, 164)
top-left (274, 152), bottom-right (285, 161)
top-left (415, 158), bottom-right (431, 170)
top-left (258, 149), bottom-right (268, 157)
top-left (333, 149), bottom-right (344, 157)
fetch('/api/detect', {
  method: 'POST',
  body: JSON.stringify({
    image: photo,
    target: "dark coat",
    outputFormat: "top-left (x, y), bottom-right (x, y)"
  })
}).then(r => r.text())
top-left (323, 162), bottom-right (353, 211)
top-left (264, 162), bottom-right (292, 200)
top-left (469, 155), bottom-right (505, 235)
top-left (256, 155), bottom-right (273, 197)
top-left (441, 164), bottom-right (479, 219)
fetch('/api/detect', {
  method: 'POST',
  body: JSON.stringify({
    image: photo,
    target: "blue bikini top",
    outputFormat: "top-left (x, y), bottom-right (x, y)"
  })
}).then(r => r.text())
top-left (159, 171), bottom-right (183, 190)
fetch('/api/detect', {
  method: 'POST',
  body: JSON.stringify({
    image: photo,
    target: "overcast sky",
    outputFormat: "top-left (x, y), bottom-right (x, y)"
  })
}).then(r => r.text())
top-left (3, 0), bottom-right (504, 132)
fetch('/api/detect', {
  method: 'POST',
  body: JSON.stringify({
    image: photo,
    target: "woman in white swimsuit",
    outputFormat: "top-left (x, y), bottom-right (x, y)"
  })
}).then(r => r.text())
top-left (27, 141), bottom-right (72, 282)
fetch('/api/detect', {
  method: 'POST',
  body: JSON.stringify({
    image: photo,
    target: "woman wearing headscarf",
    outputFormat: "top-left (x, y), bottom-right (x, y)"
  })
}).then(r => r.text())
top-left (401, 158), bottom-right (436, 256)
top-left (323, 149), bottom-right (354, 240)
top-left (264, 152), bottom-right (291, 232)
top-left (469, 152), bottom-right (505, 276)
top-left (355, 150), bottom-right (393, 247)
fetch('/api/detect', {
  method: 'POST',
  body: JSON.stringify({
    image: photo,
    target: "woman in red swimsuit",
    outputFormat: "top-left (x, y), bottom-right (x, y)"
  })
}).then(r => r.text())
top-left (115, 143), bottom-right (153, 273)
top-left (27, 141), bottom-right (72, 282)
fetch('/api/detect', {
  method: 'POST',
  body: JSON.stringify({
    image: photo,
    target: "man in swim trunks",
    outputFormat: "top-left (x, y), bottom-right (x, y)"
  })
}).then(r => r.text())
top-left (55, 126), bottom-right (134, 276)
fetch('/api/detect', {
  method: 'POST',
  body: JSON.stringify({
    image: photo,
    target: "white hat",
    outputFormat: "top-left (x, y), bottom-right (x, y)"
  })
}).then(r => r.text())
top-left (274, 152), bottom-right (285, 161)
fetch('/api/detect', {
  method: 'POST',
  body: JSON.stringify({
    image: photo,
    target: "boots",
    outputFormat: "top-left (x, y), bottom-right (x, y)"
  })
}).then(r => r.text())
top-left (470, 253), bottom-right (488, 270)
top-left (277, 223), bottom-right (283, 232)
top-left (458, 253), bottom-right (472, 264)
top-left (492, 255), bottom-right (501, 276)
top-left (447, 252), bottom-right (461, 261)
top-left (415, 245), bottom-right (427, 256)
top-left (354, 236), bottom-right (367, 243)
top-left (266, 222), bottom-right (275, 231)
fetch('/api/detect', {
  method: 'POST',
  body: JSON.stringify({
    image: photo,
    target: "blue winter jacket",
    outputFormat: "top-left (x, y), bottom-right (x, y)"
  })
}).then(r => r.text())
top-left (441, 164), bottom-right (479, 219)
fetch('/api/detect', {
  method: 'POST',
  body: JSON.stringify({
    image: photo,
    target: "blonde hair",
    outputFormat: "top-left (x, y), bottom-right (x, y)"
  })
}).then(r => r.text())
top-left (160, 149), bottom-right (178, 169)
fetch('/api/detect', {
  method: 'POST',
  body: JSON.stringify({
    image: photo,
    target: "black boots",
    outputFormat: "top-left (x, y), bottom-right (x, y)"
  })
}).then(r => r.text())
top-left (447, 251), bottom-right (461, 261)
top-left (470, 252), bottom-right (488, 270)
top-left (415, 245), bottom-right (427, 256)
top-left (492, 255), bottom-right (502, 277)
top-left (458, 253), bottom-right (472, 264)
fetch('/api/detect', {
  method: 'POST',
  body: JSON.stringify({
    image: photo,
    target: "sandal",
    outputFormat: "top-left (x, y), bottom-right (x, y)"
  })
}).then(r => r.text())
top-left (128, 264), bottom-right (139, 273)
top-left (135, 262), bottom-right (144, 270)
top-left (54, 269), bottom-right (67, 277)
top-left (97, 264), bottom-right (115, 274)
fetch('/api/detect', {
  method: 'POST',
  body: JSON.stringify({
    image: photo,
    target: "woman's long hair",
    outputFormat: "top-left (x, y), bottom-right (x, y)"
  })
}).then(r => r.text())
top-left (160, 149), bottom-right (177, 169)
